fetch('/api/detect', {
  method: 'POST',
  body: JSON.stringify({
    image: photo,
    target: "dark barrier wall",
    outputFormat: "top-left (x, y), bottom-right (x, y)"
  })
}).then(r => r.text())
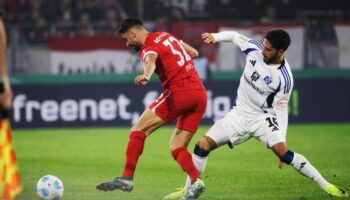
top-left (10, 78), bottom-right (350, 128)
top-left (291, 79), bottom-right (350, 123)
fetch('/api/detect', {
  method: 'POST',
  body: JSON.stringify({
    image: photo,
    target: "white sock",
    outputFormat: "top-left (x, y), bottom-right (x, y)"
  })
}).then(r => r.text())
top-left (291, 152), bottom-right (330, 190)
top-left (184, 154), bottom-right (208, 192)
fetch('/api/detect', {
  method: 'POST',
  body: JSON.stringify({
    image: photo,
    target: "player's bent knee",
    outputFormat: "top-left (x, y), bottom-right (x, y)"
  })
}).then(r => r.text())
top-left (280, 150), bottom-right (294, 164)
top-left (197, 136), bottom-right (217, 151)
top-left (131, 126), bottom-right (153, 136)
top-left (194, 144), bottom-right (210, 158)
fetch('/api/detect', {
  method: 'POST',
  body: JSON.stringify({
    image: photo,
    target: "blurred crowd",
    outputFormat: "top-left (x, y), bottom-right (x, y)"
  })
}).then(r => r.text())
top-left (0, 0), bottom-right (349, 44)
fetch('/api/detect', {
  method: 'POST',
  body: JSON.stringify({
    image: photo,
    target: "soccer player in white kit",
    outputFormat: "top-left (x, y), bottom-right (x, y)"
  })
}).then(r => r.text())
top-left (164, 30), bottom-right (348, 200)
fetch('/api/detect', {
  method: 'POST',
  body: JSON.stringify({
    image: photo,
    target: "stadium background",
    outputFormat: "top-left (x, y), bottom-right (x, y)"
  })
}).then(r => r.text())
top-left (1, 0), bottom-right (350, 199)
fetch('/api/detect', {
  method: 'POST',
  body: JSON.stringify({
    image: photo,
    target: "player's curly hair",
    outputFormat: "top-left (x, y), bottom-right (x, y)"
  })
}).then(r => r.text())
top-left (265, 30), bottom-right (291, 51)
top-left (118, 18), bottom-right (144, 34)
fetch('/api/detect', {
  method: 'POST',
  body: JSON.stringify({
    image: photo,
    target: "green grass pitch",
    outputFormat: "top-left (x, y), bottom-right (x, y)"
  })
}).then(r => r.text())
top-left (12, 124), bottom-right (350, 200)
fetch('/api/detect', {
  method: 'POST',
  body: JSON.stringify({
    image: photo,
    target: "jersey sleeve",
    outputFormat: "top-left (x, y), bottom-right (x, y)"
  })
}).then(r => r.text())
top-left (274, 86), bottom-right (291, 117)
top-left (212, 31), bottom-right (263, 55)
top-left (275, 65), bottom-right (294, 139)
top-left (140, 45), bottom-right (160, 61)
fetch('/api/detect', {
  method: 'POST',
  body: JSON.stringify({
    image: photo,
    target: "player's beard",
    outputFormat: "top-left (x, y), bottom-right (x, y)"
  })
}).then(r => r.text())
top-left (130, 44), bottom-right (141, 52)
top-left (263, 52), bottom-right (278, 64)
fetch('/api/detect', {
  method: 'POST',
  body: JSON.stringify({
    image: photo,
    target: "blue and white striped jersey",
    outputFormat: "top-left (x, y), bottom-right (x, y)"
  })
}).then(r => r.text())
top-left (212, 31), bottom-right (293, 130)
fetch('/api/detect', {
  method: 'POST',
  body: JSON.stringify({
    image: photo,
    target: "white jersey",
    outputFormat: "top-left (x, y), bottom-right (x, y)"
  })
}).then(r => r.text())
top-left (213, 31), bottom-right (293, 131)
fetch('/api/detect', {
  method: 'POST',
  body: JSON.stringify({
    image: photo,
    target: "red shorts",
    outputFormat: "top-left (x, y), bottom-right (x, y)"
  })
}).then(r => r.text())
top-left (148, 89), bottom-right (207, 133)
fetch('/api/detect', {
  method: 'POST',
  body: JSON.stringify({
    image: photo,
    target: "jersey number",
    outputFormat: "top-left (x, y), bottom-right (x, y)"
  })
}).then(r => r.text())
top-left (162, 36), bottom-right (191, 67)
top-left (266, 117), bottom-right (279, 132)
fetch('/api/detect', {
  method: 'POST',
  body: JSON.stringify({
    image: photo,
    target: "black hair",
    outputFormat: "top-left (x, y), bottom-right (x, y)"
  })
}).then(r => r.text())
top-left (265, 29), bottom-right (291, 51)
top-left (118, 18), bottom-right (144, 34)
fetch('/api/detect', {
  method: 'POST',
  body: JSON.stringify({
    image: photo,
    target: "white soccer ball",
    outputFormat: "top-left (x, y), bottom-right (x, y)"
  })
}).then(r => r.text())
top-left (36, 175), bottom-right (64, 200)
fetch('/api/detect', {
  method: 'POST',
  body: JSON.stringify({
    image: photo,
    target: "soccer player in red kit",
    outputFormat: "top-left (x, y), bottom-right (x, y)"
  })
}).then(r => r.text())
top-left (96, 18), bottom-right (207, 199)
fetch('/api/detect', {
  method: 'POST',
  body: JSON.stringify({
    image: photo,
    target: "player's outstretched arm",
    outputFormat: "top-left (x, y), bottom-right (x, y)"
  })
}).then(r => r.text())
top-left (181, 41), bottom-right (199, 58)
top-left (0, 18), bottom-right (12, 110)
top-left (204, 31), bottom-right (254, 52)
top-left (134, 53), bottom-right (157, 86)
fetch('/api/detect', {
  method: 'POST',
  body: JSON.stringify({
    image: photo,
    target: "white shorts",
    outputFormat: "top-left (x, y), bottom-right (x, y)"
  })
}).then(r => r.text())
top-left (206, 108), bottom-right (286, 148)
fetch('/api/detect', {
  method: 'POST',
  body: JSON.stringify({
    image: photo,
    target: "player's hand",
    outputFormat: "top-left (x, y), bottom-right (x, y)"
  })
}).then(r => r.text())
top-left (188, 49), bottom-right (199, 58)
top-left (202, 32), bottom-right (216, 44)
top-left (134, 74), bottom-right (150, 86)
top-left (278, 159), bottom-right (284, 169)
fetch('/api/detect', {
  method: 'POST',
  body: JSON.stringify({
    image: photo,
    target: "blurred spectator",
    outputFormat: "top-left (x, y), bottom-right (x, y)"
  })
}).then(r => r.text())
top-left (28, 16), bottom-right (49, 44)
top-left (260, 5), bottom-right (276, 23)
top-left (240, 0), bottom-right (265, 22)
top-left (164, 0), bottom-right (189, 14)
top-left (16, 0), bottom-right (32, 23)
top-left (1, 0), bottom-right (350, 44)
top-left (168, 6), bottom-right (186, 21)
top-left (305, 19), bottom-right (339, 68)
top-left (56, 0), bottom-right (77, 22)
top-left (119, 0), bottom-right (137, 17)
top-left (188, 0), bottom-right (209, 19)
top-left (144, 0), bottom-right (167, 21)
top-left (193, 46), bottom-right (210, 81)
top-left (275, 0), bottom-right (296, 21)
top-left (209, 0), bottom-right (239, 21)
top-left (78, 13), bottom-right (95, 36)
top-left (104, 7), bottom-right (120, 34)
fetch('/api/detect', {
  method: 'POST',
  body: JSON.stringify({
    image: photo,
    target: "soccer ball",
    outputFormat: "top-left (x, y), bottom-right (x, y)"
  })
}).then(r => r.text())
top-left (36, 175), bottom-right (64, 200)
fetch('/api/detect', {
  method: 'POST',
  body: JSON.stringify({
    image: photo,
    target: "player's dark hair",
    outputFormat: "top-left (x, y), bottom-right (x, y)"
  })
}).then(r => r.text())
top-left (265, 29), bottom-right (291, 51)
top-left (118, 18), bottom-right (144, 34)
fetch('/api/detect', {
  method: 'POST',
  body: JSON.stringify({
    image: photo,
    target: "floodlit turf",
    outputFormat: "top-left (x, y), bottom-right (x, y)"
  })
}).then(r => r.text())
top-left (12, 124), bottom-right (350, 200)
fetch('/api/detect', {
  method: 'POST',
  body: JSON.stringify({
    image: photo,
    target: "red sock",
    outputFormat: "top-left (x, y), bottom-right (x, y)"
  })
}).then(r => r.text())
top-left (122, 131), bottom-right (146, 178)
top-left (171, 147), bottom-right (200, 182)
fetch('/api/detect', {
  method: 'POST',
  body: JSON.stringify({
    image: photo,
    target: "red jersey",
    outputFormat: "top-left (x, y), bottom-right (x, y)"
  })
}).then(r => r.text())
top-left (140, 32), bottom-right (205, 91)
